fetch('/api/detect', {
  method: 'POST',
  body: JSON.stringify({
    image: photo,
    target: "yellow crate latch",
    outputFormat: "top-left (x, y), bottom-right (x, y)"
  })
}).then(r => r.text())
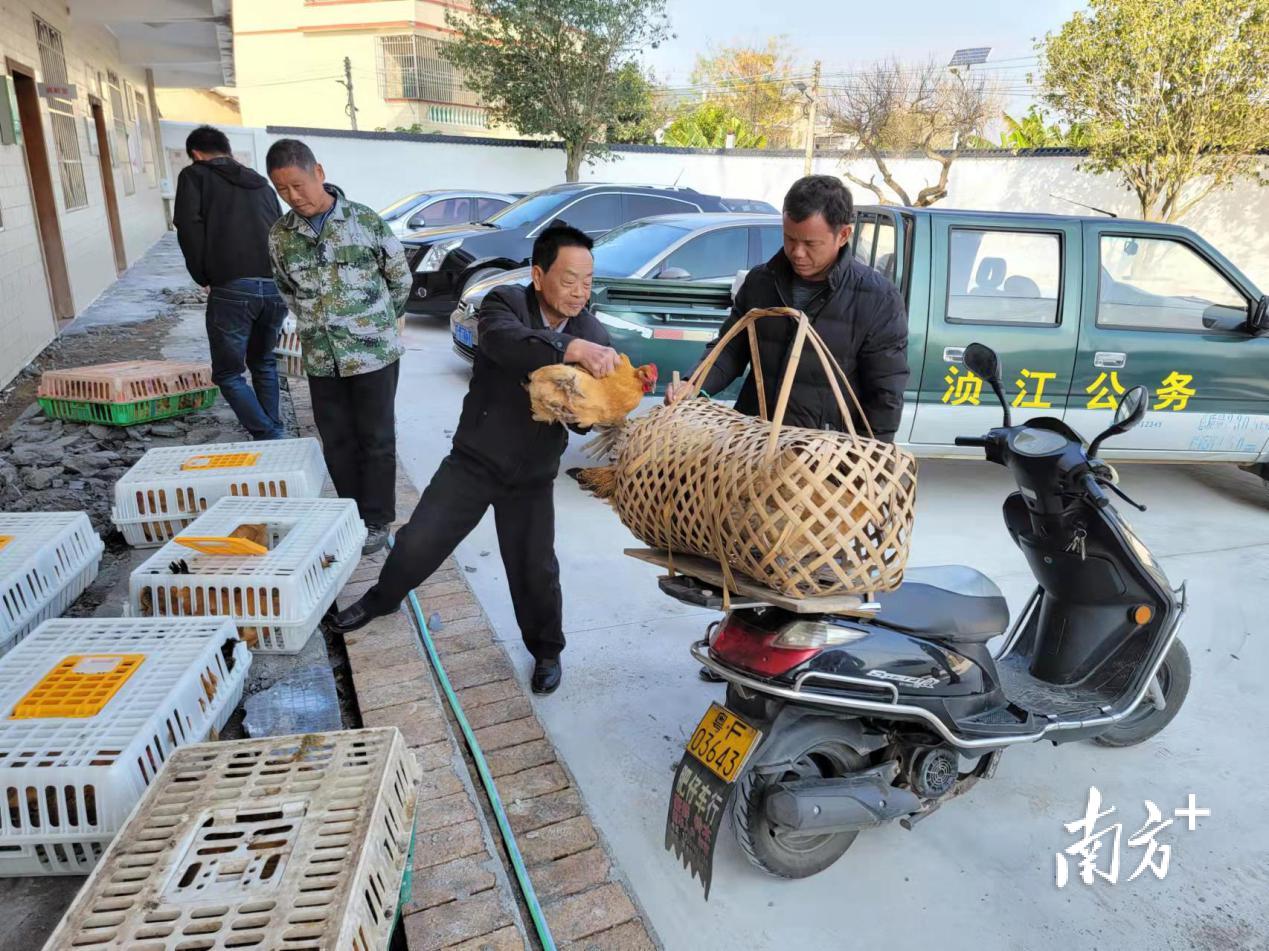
top-left (10, 654), bottom-right (146, 719)
top-left (174, 536), bottom-right (268, 556)
top-left (181, 452), bottom-right (261, 471)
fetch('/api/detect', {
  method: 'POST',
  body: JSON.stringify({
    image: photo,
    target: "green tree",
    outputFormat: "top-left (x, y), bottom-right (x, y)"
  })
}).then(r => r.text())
top-left (662, 101), bottom-right (767, 148)
top-left (690, 38), bottom-right (801, 147)
top-left (443, 0), bottom-right (671, 181)
top-left (607, 64), bottom-right (668, 145)
top-left (1041, 0), bottom-right (1269, 221)
top-left (997, 106), bottom-right (1090, 150)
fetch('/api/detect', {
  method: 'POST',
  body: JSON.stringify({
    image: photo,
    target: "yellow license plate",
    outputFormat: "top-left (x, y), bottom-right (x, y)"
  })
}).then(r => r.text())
top-left (685, 702), bottom-right (761, 783)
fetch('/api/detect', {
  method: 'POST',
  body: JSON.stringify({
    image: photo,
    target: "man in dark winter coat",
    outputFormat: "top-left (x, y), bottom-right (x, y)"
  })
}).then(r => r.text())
top-left (173, 125), bottom-right (287, 440)
top-left (324, 225), bottom-right (620, 695)
top-left (666, 175), bottom-right (909, 441)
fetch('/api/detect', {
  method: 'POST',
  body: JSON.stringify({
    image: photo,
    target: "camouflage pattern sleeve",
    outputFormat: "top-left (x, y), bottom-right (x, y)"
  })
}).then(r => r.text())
top-left (268, 224), bottom-right (299, 314)
top-left (373, 214), bottom-right (412, 317)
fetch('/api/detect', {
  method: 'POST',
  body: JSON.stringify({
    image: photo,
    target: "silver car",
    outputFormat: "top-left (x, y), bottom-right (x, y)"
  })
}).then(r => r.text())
top-left (379, 189), bottom-right (517, 237)
top-left (450, 212), bottom-right (780, 361)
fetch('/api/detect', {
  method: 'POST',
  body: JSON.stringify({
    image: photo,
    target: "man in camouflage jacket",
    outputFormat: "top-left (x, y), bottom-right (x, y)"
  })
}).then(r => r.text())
top-left (266, 138), bottom-right (410, 554)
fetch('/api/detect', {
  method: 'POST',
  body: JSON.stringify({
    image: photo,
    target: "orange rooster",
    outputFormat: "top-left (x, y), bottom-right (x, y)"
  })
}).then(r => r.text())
top-left (526, 354), bottom-right (657, 429)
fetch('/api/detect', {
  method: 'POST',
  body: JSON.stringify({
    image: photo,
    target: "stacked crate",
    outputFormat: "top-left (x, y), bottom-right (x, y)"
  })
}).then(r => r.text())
top-left (0, 512), bottom-right (104, 656)
top-left (111, 437), bottom-right (328, 547)
top-left (37, 360), bottom-right (217, 426)
top-left (0, 617), bottom-right (250, 876)
top-left (42, 728), bottom-right (419, 950)
top-left (130, 496), bottom-right (366, 653)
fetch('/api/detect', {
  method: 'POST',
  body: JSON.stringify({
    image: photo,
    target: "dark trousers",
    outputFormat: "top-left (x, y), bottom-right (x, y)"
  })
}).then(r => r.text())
top-left (365, 453), bottom-right (565, 660)
top-left (308, 360), bottom-right (399, 527)
top-left (206, 278), bottom-right (288, 440)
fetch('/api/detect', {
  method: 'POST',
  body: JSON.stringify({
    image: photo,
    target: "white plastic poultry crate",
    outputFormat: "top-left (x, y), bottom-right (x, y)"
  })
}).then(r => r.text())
top-left (276, 314), bottom-right (304, 377)
top-left (129, 497), bottom-right (366, 653)
top-left (0, 617), bottom-right (250, 877)
top-left (0, 512), bottom-right (104, 656)
top-left (44, 728), bottom-right (420, 951)
top-left (111, 437), bottom-right (328, 547)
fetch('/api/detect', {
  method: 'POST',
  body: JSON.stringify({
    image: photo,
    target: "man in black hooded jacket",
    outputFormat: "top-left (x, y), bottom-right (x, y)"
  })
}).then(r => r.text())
top-left (174, 125), bottom-right (287, 440)
top-left (666, 175), bottom-right (908, 441)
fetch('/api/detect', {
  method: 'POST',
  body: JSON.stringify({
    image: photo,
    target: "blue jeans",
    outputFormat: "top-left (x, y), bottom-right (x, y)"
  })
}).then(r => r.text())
top-left (206, 278), bottom-right (289, 440)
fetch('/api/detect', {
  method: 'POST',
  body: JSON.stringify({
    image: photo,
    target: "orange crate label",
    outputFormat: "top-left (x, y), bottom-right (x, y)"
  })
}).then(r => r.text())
top-left (10, 654), bottom-right (146, 719)
top-left (181, 452), bottom-right (261, 471)
top-left (174, 535), bottom-right (268, 556)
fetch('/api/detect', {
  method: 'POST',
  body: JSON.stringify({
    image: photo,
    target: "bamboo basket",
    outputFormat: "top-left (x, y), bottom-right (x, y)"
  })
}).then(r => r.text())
top-left (601, 308), bottom-right (917, 599)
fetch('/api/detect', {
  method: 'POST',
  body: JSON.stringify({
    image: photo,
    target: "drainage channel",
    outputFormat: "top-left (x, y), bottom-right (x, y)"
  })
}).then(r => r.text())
top-left (393, 538), bottom-right (558, 951)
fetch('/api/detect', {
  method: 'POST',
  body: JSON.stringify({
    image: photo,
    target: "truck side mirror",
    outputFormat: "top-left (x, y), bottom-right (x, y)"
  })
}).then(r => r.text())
top-left (1249, 295), bottom-right (1269, 333)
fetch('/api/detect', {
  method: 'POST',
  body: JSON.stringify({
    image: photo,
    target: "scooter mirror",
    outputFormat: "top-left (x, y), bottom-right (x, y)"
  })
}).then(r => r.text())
top-left (1115, 385), bottom-right (1149, 429)
top-left (1090, 385), bottom-right (1149, 457)
top-left (962, 342), bottom-right (1001, 385)
top-left (963, 342), bottom-right (1012, 427)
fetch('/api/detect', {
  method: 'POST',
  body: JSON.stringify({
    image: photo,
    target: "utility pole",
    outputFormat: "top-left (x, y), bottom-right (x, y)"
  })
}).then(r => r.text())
top-left (802, 60), bottom-right (821, 176)
top-left (337, 56), bottom-right (359, 131)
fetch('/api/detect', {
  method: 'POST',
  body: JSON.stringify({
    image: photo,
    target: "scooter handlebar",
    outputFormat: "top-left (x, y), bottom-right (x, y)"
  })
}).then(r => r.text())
top-left (954, 436), bottom-right (989, 448)
top-left (1080, 472), bottom-right (1110, 508)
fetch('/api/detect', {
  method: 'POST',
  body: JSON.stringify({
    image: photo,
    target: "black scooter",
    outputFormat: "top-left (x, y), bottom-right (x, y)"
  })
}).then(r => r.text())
top-left (663, 343), bottom-right (1190, 880)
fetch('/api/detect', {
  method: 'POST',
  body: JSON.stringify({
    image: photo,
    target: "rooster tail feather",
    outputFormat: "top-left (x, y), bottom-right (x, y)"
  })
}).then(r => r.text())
top-left (574, 466), bottom-right (618, 500)
top-left (582, 423), bottom-right (625, 460)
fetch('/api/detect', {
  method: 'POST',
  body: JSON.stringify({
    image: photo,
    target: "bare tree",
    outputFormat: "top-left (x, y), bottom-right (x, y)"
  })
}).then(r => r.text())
top-left (825, 58), bottom-right (998, 206)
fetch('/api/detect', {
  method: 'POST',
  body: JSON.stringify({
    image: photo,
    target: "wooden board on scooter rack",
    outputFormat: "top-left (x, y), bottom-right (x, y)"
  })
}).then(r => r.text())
top-left (626, 548), bottom-right (880, 615)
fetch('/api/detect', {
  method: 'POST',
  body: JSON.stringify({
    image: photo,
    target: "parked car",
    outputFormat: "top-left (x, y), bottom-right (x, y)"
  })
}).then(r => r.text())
top-left (583, 204), bottom-right (1269, 473)
top-left (401, 183), bottom-right (768, 318)
top-left (449, 212), bottom-right (781, 361)
top-left (378, 190), bottom-right (516, 236)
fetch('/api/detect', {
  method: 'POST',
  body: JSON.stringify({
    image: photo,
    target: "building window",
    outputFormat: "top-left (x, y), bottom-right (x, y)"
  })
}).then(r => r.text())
top-left (34, 16), bottom-right (88, 210)
top-left (107, 71), bottom-right (135, 196)
top-left (136, 91), bottom-right (157, 187)
top-left (376, 34), bottom-right (482, 107)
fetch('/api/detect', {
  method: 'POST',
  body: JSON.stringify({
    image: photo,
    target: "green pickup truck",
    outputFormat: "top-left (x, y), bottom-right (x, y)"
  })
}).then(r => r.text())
top-left (588, 205), bottom-right (1269, 474)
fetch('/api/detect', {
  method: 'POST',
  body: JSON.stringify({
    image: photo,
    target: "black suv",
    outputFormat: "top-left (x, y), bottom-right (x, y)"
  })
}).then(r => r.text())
top-left (401, 183), bottom-right (771, 316)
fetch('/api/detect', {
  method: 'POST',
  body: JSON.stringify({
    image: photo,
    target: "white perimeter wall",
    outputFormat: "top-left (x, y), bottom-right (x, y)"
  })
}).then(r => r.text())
top-left (160, 121), bottom-right (1269, 291)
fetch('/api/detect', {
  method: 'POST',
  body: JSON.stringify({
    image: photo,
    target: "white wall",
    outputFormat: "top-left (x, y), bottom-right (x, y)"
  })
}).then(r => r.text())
top-left (159, 121), bottom-right (1269, 291)
top-left (0, 0), bottom-right (169, 388)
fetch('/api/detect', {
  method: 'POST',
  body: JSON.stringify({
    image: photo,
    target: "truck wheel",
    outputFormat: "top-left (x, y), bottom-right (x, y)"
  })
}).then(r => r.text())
top-left (731, 719), bottom-right (866, 879)
top-left (1093, 640), bottom-right (1191, 747)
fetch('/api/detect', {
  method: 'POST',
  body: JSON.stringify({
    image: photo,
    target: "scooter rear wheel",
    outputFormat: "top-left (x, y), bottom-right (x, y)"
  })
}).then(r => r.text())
top-left (1093, 640), bottom-right (1191, 747)
top-left (732, 719), bottom-right (867, 879)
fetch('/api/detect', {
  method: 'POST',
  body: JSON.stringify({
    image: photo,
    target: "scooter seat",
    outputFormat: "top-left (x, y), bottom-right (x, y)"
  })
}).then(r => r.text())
top-left (872, 566), bottom-right (1009, 644)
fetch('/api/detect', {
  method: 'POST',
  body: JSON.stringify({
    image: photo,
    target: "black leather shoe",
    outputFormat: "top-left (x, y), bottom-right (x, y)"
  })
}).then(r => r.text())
top-left (531, 657), bottom-right (562, 695)
top-left (324, 597), bottom-right (378, 636)
top-left (698, 665), bottom-right (725, 683)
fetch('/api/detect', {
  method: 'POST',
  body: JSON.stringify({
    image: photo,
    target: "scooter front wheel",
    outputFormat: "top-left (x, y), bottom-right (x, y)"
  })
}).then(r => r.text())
top-left (1093, 640), bottom-right (1191, 748)
top-left (732, 719), bottom-right (867, 879)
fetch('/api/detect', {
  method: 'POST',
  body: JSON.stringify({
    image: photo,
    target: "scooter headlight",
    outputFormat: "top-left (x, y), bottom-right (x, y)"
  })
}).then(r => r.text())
top-left (772, 620), bottom-right (868, 650)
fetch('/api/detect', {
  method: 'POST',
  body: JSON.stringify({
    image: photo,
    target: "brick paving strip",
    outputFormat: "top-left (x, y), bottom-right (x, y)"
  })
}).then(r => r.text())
top-left (290, 379), bottom-right (660, 951)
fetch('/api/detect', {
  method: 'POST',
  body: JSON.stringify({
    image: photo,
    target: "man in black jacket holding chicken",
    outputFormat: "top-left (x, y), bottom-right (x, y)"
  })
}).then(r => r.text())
top-left (325, 226), bottom-right (619, 695)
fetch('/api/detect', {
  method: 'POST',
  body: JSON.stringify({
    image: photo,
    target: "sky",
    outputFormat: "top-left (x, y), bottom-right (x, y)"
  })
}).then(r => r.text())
top-left (643, 0), bottom-right (1089, 112)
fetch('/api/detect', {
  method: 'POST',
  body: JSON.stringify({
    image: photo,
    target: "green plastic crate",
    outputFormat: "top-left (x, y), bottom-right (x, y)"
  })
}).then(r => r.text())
top-left (37, 387), bottom-right (219, 426)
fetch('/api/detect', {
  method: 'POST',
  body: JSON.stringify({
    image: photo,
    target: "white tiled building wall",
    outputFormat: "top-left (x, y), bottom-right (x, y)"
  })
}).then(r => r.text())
top-left (0, 0), bottom-right (168, 388)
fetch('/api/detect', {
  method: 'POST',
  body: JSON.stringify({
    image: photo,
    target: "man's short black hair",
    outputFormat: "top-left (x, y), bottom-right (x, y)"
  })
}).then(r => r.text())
top-left (784, 175), bottom-right (854, 231)
top-left (185, 125), bottom-right (231, 159)
top-left (532, 225), bottom-right (593, 272)
top-left (266, 138), bottom-right (318, 174)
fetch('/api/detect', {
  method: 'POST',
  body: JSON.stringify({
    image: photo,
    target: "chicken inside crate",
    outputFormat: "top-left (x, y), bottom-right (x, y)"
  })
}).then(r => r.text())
top-left (0, 617), bottom-right (250, 877)
top-left (129, 497), bottom-right (366, 654)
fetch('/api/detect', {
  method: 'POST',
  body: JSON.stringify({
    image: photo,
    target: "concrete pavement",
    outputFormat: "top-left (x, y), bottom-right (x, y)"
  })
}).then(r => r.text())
top-left (396, 317), bottom-right (1269, 951)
